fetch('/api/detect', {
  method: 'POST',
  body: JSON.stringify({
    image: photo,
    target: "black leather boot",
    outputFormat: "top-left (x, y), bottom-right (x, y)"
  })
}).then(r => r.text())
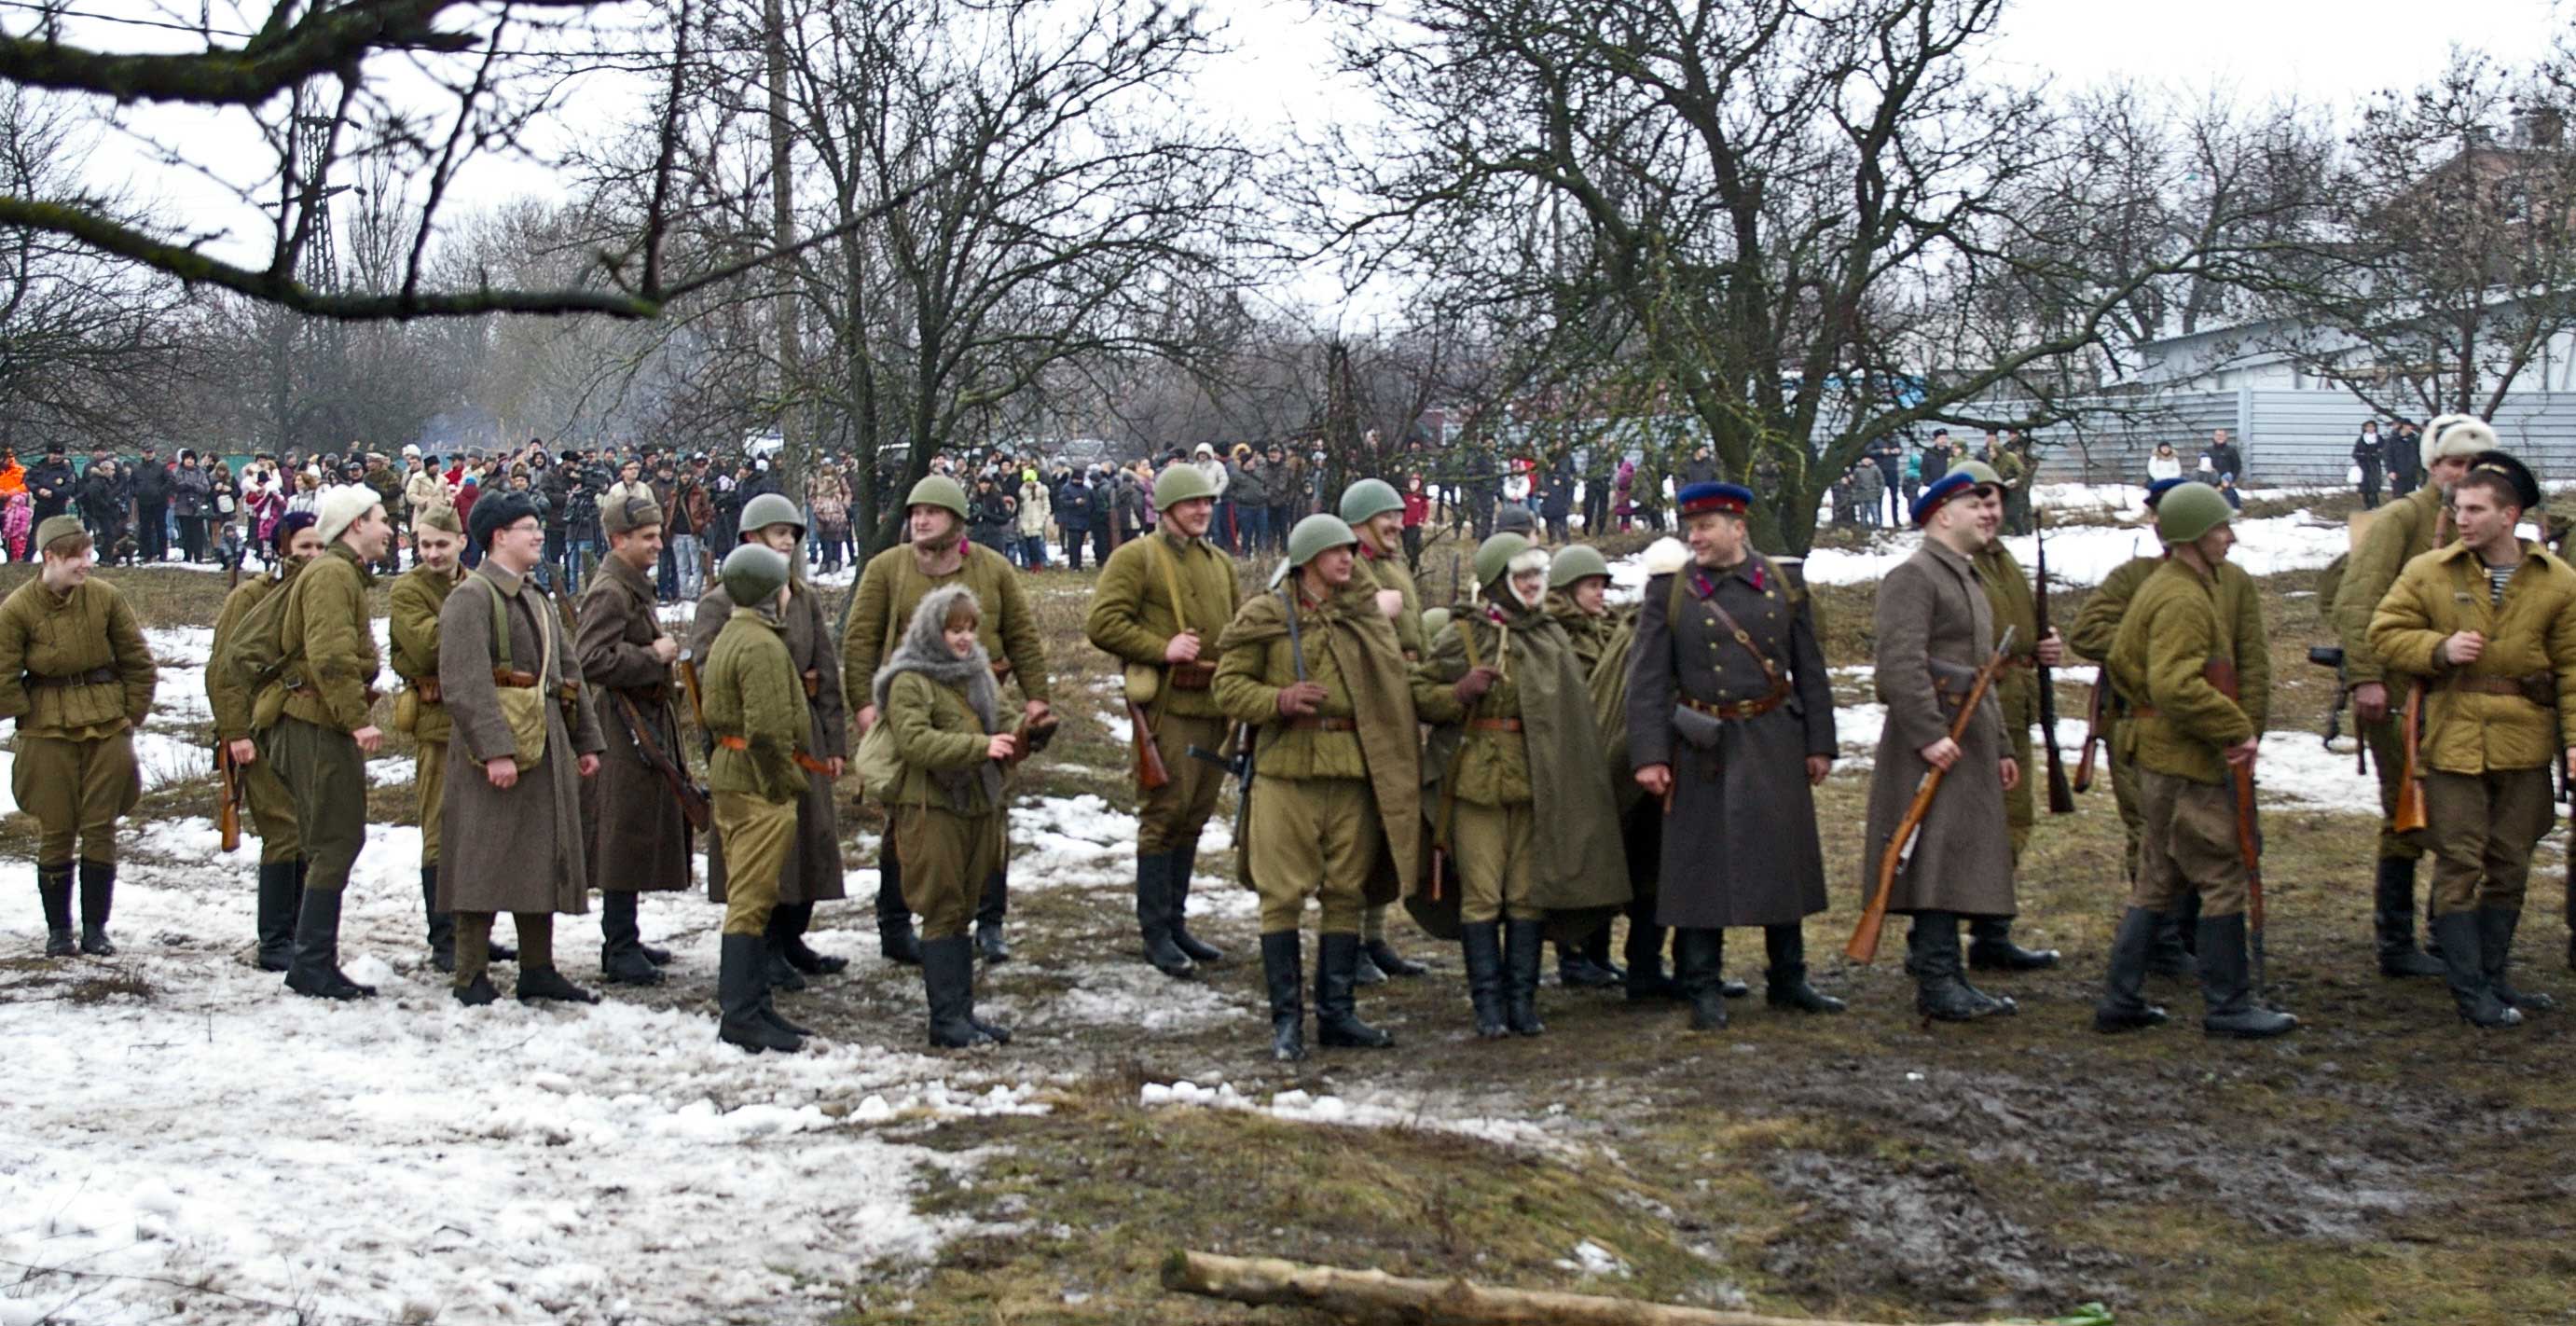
top-left (1912, 913), bottom-right (2012, 1021)
top-left (757, 947), bottom-right (816, 1037)
top-left (516, 965), bottom-right (600, 1004)
top-left (255, 861), bottom-right (298, 971)
top-left (1169, 848), bottom-right (1223, 964)
top-left (2092, 907), bottom-right (2170, 1033)
top-left (1316, 932), bottom-right (1394, 1049)
top-left (921, 935), bottom-right (992, 1048)
top-left (600, 891), bottom-right (663, 985)
top-left (1134, 852), bottom-right (1195, 978)
top-left (765, 911), bottom-right (809, 991)
top-left (2479, 908), bottom-right (2553, 1011)
top-left (720, 932), bottom-right (801, 1054)
top-left (285, 888), bottom-right (375, 1000)
top-left (2432, 910), bottom-right (2520, 1029)
top-left (1624, 917), bottom-right (1678, 1001)
top-left (2145, 908), bottom-right (2196, 977)
top-left (1352, 945), bottom-right (1388, 986)
top-left (1460, 921), bottom-right (1508, 1039)
top-left (1967, 916), bottom-right (2060, 971)
top-left (974, 866), bottom-right (1010, 963)
top-left (2199, 913), bottom-right (2303, 1038)
top-left (76, 860), bottom-right (116, 956)
top-left (1503, 919), bottom-right (1546, 1036)
top-left (1763, 923), bottom-right (1845, 1015)
top-left (780, 902), bottom-right (848, 974)
top-left (421, 865), bottom-right (454, 973)
top-left (2375, 857), bottom-right (2445, 977)
top-left (38, 863), bottom-right (73, 958)
top-left (1673, 927), bottom-right (1728, 1030)
top-left (1364, 934), bottom-right (1428, 978)
top-left (1582, 922), bottom-right (1625, 981)
top-left (1260, 930), bottom-right (1306, 1061)
top-left (876, 853), bottom-right (922, 965)
top-left (1557, 933), bottom-right (1620, 988)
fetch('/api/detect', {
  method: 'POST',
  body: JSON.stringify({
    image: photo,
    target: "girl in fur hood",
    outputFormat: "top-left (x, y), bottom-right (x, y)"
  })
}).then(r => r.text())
top-left (874, 584), bottom-right (1023, 1047)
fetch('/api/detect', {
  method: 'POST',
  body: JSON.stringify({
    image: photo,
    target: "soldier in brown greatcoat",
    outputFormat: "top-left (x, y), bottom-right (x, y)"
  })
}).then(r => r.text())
top-left (579, 491), bottom-right (691, 986)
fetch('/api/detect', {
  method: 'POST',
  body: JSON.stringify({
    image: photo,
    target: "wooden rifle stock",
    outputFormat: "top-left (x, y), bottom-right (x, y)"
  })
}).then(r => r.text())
top-left (2033, 513), bottom-right (2074, 813)
top-left (215, 741), bottom-right (244, 852)
top-left (1848, 626), bottom-right (2016, 963)
top-left (2394, 680), bottom-right (2428, 834)
top-left (2071, 671), bottom-right (2106, 794)
top-left (2232, 761), bottom-right (2266, 997)
top-left (1130, 700), bottom-right (1170, 790)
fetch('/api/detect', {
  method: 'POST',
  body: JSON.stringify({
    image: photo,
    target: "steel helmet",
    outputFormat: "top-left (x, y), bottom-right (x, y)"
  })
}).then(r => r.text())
top-left (1337, 477), bottom-right (1403, 525)
top-left (737, 491), bottom-right (806, 539)
top-left (719, 543), bottom-right (790, 606)
top-left (1548, 544), bottom-right (1611, 590)
top-left (1286, 513), bottom-right (1360, 568)
top-left (1151, 463), bottom-right (1218, 510)
top-left (2154, 481), bottom-right (2233, 546)
top-left (904, 475), bottom-right (970, 520)
top-left (1473, 532), bottom-right (1536, 587)
top-left (1421, 606), bottom-right (1452, 639)
top-left (1951, 459), bottom-right (2003, 487)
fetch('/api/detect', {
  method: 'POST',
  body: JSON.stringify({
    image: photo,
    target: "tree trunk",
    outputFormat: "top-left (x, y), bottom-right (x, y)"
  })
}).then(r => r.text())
top-left (1160, 1250), bottom-right (2004, 1326)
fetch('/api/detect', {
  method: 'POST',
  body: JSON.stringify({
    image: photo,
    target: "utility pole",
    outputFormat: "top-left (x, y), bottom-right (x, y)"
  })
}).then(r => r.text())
top-left (764, 0), bottom-right (803, 481)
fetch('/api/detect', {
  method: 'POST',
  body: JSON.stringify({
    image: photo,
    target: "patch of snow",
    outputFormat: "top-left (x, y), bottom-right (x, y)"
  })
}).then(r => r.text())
top-left (1139, 1079), bottom-right (1574, 1152)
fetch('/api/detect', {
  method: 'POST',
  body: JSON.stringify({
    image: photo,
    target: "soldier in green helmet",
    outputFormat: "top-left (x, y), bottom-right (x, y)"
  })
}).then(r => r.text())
top-left (700, 543), bottom-right (812, 1054)
top-left (1213, 514), bottom-right (1424, 1059)
top-left (1543, 543), bottom-right (1625, 988)
top-left (2098, 481), bottom-right (2295, 1039)
top-left (1416, 532), bottom-right (1631, 1038)
top-left (844, 474), bottom-right (1054, 964)
top-left (1085, 461), bottom-right (1243, 977)
top-left (1338, 476), bottom-right (1433, 982)
top-left (693, 490), bottom-right (848, 991)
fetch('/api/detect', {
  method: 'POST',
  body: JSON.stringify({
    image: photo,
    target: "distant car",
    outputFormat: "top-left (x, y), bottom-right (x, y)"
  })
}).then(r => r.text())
top-left (744, 432), bottom-right (785, 459)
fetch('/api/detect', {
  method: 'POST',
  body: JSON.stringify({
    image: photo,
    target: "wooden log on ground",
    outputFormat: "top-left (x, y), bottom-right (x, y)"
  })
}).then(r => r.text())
top-left (1161, 1250), bottom-right (2004, 1326)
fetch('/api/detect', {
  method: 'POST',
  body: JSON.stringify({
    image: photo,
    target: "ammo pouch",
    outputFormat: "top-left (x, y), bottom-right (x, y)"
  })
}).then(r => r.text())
top-left (393, 687), bottom-right (419, 734)
top-left (1671, 702), bottom-right (1726, 751)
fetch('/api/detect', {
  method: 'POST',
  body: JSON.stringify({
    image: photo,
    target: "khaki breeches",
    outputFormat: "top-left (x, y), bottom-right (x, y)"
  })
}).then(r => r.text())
top-left (2132, 767), bottom-right (2248, 918)
top-left (1248, 776), bottom-right (1376, 934)
top-left (894, 803), bottom-right (1005, 940)
top-left (13, 729), bottom-right (137, 864)
top-left (2358, 711), bottom-right (2423, 862)
top-left (417, 739), bottom-right (447, 864)
top-left (1138, 711), bottom-right (1227, 856)
top-left (2422, 767), bottom-right (2555, 914)
top-left (714, 791), bottom-right (796, 936)
top-left (1452, 800), bottom-right (1538, 925)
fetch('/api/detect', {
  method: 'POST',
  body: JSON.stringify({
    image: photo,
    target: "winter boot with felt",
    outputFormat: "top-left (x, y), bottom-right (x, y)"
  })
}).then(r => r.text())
top-left (1260, 930), bottom-right (1306, 1062)
top-left (1460, 921), bottom-right (1508, 1039)
top-left (1763, 923), bottom-right (1845, 1015)
top-left (1503, 919), bottom-right (1547, 1036)
top-left (2092, 907), bottom-right (2170, 1033)
top-left (1315, 932), bottom-right (1394, 1049)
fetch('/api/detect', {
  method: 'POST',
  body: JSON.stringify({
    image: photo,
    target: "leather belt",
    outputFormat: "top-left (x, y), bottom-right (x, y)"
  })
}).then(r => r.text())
top-left (1167, 660), bottom-right (1217, 691)
top-left (1468, 717), bottom-right (1523, 732)
top-left (24, 666), bottom-right (117, 688)
top-left (2446, 673), bottom-right (2555, 703)
top-left (492, 669), bottom-right (580, 703)
top-left (1682, 687), bottom-right (1790, 721)
top-left (716, 733), bottom-right (834, 775)
top-left (1287, 715), bottom-right (1357, 731)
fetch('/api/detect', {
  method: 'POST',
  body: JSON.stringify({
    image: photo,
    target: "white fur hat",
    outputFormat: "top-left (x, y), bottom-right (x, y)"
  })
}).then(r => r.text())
top-left (2422, 415), bottom-right (2497, 470)
top-left (314, 484), bottom-right (379, 546)
top-left (1640, 537), bottom-right (1690, 577)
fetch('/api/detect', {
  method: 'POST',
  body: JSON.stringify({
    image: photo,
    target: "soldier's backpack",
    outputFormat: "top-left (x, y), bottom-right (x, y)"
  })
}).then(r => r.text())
top-left (216, 569), bottom-right (301, 728)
